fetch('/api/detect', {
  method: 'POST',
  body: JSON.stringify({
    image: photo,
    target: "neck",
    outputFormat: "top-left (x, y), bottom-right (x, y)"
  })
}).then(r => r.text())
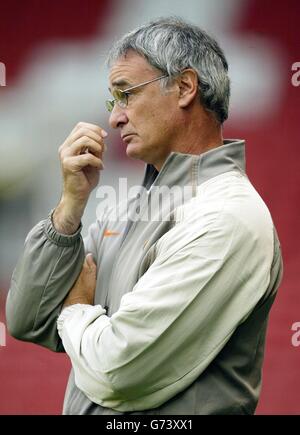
top-left (155, 107), bottom-right (223, 171)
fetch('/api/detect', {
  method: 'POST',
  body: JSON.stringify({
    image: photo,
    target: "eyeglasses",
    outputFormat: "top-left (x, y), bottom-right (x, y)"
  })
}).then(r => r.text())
top-left (106, 74), bottom-right (168, 112)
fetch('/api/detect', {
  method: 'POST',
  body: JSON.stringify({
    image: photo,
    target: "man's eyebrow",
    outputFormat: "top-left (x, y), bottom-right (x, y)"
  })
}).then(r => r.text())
top-left (109, 79), bottom-right (132, 91)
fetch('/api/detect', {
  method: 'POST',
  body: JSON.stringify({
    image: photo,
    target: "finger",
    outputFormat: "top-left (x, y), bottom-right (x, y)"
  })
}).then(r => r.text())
top-left (65, 154), bottom-right (104, 171)
top-left (73, 122), bottom-right (108, 138)
top-left (86, 253), bottom-right (96, 269)
top-left (69, 128), bottom-right (104, 146)
top-left (67, 136), bottom-right (103, 157)
top-left (60, 125), bottom-right (108, 154)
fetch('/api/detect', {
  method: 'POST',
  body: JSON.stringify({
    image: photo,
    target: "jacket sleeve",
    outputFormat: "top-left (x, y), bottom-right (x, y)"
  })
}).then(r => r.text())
top-left (56, 203), bottom-right (277, 412)
top-left (5, 213), bottom-right (100, 352)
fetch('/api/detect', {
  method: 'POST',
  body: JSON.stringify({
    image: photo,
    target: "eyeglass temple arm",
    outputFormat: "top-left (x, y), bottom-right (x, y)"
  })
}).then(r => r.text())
top-left (123, 74), bottom-right (169, 93)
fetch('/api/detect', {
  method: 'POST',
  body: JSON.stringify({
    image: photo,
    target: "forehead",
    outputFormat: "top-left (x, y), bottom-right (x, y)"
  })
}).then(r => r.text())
top-left (109, 51), bottom-right (158, 87)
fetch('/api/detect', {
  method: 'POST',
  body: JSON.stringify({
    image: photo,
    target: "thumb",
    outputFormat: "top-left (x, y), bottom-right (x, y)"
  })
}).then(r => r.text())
top-left (85, 253), bottom-right (97, 271)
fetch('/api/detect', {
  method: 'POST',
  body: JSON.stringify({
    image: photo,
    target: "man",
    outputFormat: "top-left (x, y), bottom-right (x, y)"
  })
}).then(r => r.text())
top-left (6, 17), bottom-right (282, 415)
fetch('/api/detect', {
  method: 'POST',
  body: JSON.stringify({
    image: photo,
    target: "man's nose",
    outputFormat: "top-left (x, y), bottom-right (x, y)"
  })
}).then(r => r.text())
top-left (109, 104), bottom-right (129, 129)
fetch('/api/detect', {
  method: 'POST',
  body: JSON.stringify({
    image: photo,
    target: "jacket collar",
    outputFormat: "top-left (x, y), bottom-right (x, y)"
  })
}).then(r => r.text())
top-left (142, 139), bottom-right (246, 190)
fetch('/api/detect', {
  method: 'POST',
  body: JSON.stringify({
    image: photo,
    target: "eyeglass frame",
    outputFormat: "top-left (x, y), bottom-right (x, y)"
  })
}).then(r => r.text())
top-left (106, 74), bottom-right (169, 112)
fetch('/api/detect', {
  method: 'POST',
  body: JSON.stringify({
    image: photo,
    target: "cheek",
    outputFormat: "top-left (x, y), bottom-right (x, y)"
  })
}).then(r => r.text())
top-left (130, 97), bottom-right (177, 141)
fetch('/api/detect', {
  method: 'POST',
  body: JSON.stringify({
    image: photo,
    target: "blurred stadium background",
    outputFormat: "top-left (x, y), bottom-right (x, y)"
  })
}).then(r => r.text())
top-left (0, 0), bottom-right (299, 414)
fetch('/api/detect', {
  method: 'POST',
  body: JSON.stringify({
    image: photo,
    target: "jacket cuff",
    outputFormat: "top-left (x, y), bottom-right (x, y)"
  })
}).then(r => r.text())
top-left (43, 210), bottom-right (82, 247)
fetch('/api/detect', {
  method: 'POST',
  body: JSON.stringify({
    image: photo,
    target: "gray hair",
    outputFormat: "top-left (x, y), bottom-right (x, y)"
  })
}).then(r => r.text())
top-left (107, 17), bottom-right (230, 124)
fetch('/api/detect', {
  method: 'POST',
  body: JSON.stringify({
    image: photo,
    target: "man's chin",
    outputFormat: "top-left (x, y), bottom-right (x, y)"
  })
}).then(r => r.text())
top-left (125, 143), bottom-right (143, 160)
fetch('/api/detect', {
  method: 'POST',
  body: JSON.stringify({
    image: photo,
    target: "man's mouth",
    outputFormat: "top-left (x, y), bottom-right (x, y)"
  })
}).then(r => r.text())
top-left (121, 133), bottom-right (136, 143)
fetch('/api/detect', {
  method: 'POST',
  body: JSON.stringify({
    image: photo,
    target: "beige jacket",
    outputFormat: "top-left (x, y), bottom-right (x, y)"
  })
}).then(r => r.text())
top-left (7, 140), bottom-right (283, 414)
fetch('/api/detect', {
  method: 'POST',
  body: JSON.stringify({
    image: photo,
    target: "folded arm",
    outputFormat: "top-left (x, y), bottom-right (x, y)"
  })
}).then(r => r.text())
top-left (57, 208), bottom-right (274, 411)
top-left (6, 215), bottom-right (100, 351)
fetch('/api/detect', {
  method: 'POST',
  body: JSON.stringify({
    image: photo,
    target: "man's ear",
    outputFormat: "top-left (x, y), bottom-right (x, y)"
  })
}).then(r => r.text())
top-left (177, 69), bottom-right (199, 108)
